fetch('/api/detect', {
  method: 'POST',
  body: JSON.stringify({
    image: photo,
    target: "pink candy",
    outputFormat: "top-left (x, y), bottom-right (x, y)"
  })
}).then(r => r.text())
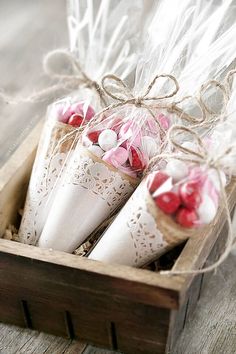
top-left (53, 104), bottom-right (71, 124)
top-left (103, 147), bottom-right (128, 168)
top-left (54, 101), bottom-right (95, 125)
top-left (70, 102), bottom-right (95, 121)
top-left (158, 113), bottom-right (170, 130)
top-left (119, 121), bottom-right (142, 147)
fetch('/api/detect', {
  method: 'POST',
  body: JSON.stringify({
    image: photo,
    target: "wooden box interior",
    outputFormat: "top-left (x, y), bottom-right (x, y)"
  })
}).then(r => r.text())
top-left (0, 121), bottom-right (234, 354)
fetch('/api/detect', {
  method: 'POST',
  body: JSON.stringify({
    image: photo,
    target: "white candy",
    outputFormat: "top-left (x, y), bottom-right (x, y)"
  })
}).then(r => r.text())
top-left (165, 160), bottom-right (188, 181)
top-left (141, 136), bottom-right (159, 159)
top-left (98, 129), bottom-right (117, 151)
top-left (88, 145), bottom-right (104, 158)
top-left (197, 194), bottom-right (217, 224)
top-left (208, 169), bottom-right (227, 191)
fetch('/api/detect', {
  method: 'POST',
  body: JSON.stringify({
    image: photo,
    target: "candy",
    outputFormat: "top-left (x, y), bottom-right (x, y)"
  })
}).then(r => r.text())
top-left (203, 178), bottom-right (219, 206)
top-left (165, 160), bottom-right (188, 181)
top-left (146, 117), bottom-right (160, 136)
top-left (88, 145), bottom-right (104, 158)
top-left (158, 113), bottom-right (170, 130)
top-left (141, 136), bottom-right (159, 159)
top-left (129, 146), bottom-right (146, 171)
top-left (180, 181), bottom-right (202, 209)
top-left (197, 194), bottom-right (217, 224)
top-left (103, 147), bottom-right (128, 168)
top-left (119, 121), bottom-right (141, 146)
top-left (154, 192), bottom-right (180, 214)
top-left (111, 118), bottom-right (123, 132)
top-left (98, 129), bottom-right (118, 151)
top-left (70, 102), bottom-right (95, 121)
top-left (176, 208), bottom-right (198, 227)
top-left (208, 169), bottom-right (226, 192)
top-left (148, 171), bottom-right (169, 194)
top-left (88, 131), bottom-right (101, 143)
top-left (119, 165), bottom-right (137, 178)
top-left (53, 103), bottom-right (71, 124)
top-left (68, 114), bottom-right (84, 127)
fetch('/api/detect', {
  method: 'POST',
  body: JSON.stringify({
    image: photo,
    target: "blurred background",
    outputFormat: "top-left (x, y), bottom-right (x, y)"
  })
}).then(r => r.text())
top-left (0, 0), bottom-right (67, 168)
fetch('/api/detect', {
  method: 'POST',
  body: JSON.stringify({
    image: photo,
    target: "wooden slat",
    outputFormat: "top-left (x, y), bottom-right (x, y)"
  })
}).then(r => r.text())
top-left (171, 180), bottom-right (236, 302)
top-left (0, 239), bottom-right (181, 309)
top-left (0, 120), bottom-right (43, 236)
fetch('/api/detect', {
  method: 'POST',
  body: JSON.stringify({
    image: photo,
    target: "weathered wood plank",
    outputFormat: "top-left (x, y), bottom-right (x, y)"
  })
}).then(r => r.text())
top-left (0, 323), bottom-right (86, 354)
top-left (174, 253), bottom-right (236, 354)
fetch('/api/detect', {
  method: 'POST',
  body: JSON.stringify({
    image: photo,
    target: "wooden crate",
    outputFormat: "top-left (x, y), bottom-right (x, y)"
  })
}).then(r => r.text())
top-left (0, 122), bottom-right (234, 354)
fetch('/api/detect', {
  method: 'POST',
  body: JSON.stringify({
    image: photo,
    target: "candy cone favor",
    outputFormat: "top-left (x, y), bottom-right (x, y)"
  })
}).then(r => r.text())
top-left (19, 99), bottom-right (94, 245)
top-left (89, 110), bottom-right (236, 268)
top-left (88, 180), bottom-right (191, 267)
top-left (38, 144), bottom-right (138, 252)
top-left (18, 0), bottom-right (149, 245)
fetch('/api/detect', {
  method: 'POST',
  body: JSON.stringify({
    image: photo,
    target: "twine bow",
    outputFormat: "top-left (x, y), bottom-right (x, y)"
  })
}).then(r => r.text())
top-left (0, 49), bottom-right (106, 106)
top-left (157, 125), bottom-right (236, 276)
top-left (95, 71), bottom-right (235, 137)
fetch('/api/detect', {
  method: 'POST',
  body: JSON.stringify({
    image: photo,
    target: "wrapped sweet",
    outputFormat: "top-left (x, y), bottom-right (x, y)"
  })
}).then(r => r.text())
top-left (19, 0), bottom-right (146, 245)
top-left (18, 99), bottom-right (95, 245)
top-left (88, 125), bottom-right (230, 267)
top-left (38, 0), bottom-right (236, 253)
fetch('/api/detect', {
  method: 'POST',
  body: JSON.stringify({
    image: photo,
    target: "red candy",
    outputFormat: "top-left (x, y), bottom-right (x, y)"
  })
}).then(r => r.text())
top-left (180, 181), bottom-right (201, 210)
top-left (68, 114), bottom-right (84, 127)
top-left (129, 146), bottom-right (145, 171)
top-left (70, 102), bottom-right (95, 121)
top-left (88, 131), bottom-right (101, 143)
top-left (154, 192), bottom-right (180, 214)
top-left (176, 208), bottom-right (197, 228)
top-left (148, 172), bottom-right (169, 194)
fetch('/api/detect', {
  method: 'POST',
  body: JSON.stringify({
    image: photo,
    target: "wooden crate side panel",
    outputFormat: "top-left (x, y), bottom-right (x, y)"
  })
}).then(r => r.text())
top-left (0, 290), bottom-right (25, 328)
top-left (166, 273), bottom-right (203, 353)
top-left (0, 240), bottom-right (180, 309)
top-left (0, 121), bottom-right (42, 236)
top-left (0, 251), bottom-right (171, 352)
top-left (166, 214), bottom-right (231, 353)
top-left (172, 182), bottom-right (236, 301)
top-left (115, 320), bottom-right (169, 354)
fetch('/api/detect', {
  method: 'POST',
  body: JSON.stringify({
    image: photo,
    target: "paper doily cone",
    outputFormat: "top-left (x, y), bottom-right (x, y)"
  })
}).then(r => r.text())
top-left (19, 121), bottom-right (76, 245)
top-left (38, 145), bottom-right (138, 253)
top-left (89, 180), bottom-right (200, 267)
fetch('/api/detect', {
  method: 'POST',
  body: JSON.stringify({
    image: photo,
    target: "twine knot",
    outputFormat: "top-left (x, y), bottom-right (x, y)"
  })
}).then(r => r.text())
top-left (99, 70), bottom-right (236, 129)
top-left (134, 97), bottom-right (143, 107)
top-left (155, 124), bottom-right (236, 276)
top-left (0, 49), bottom-right (107, 105)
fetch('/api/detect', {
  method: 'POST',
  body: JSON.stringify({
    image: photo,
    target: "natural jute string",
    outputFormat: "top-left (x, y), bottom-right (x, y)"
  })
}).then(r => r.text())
top-left (0, 49), bottom-right (107, 106)
top-left (149, 125), bottom-right (236, 276)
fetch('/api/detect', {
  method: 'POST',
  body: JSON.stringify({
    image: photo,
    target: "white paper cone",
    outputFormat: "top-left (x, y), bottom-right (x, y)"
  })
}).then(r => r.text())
top-left (19, 121), bottom-right (75, 245)
top-left (89, 181), bottom-right (170, 266)
top-left (38, 146), bottom-right (137, 253)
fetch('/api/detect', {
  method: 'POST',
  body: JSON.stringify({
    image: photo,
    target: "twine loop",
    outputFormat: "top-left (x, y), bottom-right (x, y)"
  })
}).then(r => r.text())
top-left (101, 73), bottom-right (179, 108)
top-left (99, 71), bottom-right (234, 129)
top-left (0, 49), bottom-right (107, 105)
top-left (156, 124), bottom-right (236, 276)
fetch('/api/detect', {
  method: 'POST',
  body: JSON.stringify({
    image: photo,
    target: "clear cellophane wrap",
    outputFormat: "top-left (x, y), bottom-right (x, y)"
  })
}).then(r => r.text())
top-left (88, 0), bottom-right (236, 266)
top-left (38, 0), bottom-right (236, 253)
top-left (19, 0), bottom-right (148, 245)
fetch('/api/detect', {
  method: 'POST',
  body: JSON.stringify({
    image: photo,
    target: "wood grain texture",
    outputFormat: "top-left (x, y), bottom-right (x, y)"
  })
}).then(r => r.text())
top-left (0, 323), bottom-right (86, 354)
top-left (0, 125), bottom-right (233, 353)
